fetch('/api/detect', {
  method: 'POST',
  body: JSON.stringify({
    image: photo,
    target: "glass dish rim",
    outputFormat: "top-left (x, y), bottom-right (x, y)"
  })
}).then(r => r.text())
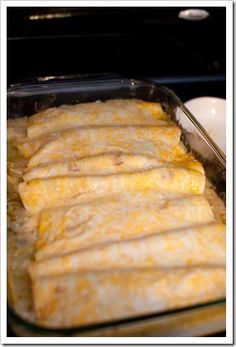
top-left (7, 299), bottom-right (226, 334)
top-left (7, 74), bottom-right (226, 166)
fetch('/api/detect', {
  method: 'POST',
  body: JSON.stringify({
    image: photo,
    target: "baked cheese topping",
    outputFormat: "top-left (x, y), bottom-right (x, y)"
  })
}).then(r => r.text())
top-left (32, 267), bottom-right (225, 328)
top-left (19, 167), bottom-right (206, 214)
top-left (7, 99), bottom-right (226, 327)
top-left (35, 194), bottom-right (214, 261)
top-left (23, 152), bottom-right (204, 182)
top-left (18, 125), bottom-right (181, 164)
top-left (29, 222), bottom-right (225, 278)
top-left (27, 99), bottom-right (169, 138)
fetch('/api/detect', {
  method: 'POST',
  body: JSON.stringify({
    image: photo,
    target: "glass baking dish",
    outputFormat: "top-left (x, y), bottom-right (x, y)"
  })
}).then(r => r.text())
top-left (7, 74), bottom-right (226, 337)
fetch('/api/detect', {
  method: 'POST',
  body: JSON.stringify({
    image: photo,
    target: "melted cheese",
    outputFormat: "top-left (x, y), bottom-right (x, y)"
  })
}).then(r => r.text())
top-left (29, 222), bottom-right (225, 278)
top-left (32, 266), bottom-right (225, 327)
top-left (18, 125), bottom-right (181, 164)
top-left (23, 153), bottom-right (170, 181)
top-left (23, 152), bottom-right (204, 182)
top-left (27, 99), bottom-right (169, 138)
top-left (35, 194), bottom-right (214, 260)
top-left (19, 167), bottom-right (206, 214)
top-left (7, 99), bottom-right (226, 328)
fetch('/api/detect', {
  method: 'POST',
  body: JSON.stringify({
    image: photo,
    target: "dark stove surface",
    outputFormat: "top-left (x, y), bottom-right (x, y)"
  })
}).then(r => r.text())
top-left (8, 6), bottom-right (226, 93)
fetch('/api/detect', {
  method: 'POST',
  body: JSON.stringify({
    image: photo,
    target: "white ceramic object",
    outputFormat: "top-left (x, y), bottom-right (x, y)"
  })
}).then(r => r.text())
top-left (183, 97), bottom-right (226, 153)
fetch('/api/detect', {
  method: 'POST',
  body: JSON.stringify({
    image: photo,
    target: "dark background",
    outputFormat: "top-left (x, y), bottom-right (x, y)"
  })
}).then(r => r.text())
top-left (7, 7), bottom-right (226, 101)
top-left (7, 6), bottom-right (226, 337)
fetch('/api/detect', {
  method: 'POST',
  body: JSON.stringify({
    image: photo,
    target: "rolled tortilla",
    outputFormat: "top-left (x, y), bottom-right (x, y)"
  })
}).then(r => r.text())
top-left (18, 167), bottom-right (205, 214)
top-left (31, 266), bottom-right (226, 327)
top-left (23, 153), bottom-right (168, 181)
top-left (27, 99), bottom-right (169, 138)
top-left (23, 152), bottom-right (203, 182)
top-left (29, 222), bottom-right (225, 278)
top-left (18, 125), bottom-right (181, 163)
top-left (36, 194), bottom-right (214, 261)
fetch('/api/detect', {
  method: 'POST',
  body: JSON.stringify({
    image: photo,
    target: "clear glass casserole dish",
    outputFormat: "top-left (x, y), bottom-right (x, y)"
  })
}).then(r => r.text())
top-left (7, 75), bottom-right (226, 337)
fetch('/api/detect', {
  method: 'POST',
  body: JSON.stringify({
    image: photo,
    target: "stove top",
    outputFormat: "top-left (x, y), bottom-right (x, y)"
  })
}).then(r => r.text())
top-left (7, 7), bottom-right (226, 99)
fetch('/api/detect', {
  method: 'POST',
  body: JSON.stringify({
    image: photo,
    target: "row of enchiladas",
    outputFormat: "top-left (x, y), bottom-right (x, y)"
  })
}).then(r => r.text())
top-left (7, 99), bottom-right (225, 328)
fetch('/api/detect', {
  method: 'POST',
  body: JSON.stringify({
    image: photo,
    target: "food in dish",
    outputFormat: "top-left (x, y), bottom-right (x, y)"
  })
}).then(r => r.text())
top-left (33, 267), bottom-right (225, 328)
top-left (7, 99), bottom-right (226, 328)
top-left (35, 193), bottom-right (214, 260)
